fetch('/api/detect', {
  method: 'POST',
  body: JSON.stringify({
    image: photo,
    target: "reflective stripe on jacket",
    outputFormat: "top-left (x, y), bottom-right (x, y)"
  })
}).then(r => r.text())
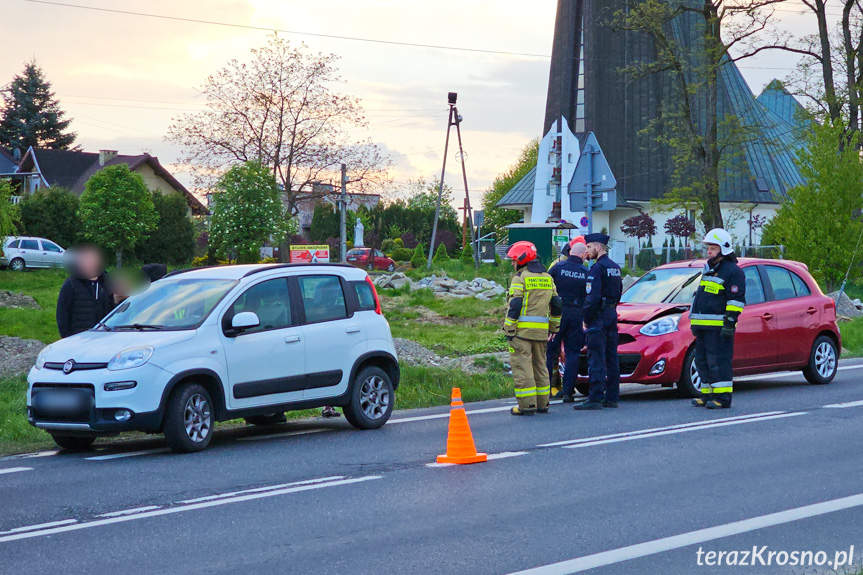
top-left (505, 263), bottom-right (562, 341)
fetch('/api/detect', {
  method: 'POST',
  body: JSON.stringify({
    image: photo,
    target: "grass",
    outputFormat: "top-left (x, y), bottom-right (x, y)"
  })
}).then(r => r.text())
top-left (0, 376), bottom-right (52, 454)
top-left (401, 260), bottom-right (511, 285)
top-left (0, 269), bottom-right (66, 343)
top-left (395, 365), bottom-right (512, 409)
top-left (839, 317), bottom-right (863, 356)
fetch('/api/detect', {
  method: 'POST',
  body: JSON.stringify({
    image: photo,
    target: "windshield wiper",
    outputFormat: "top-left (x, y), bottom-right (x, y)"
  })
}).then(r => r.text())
top-left (110, 323), bottom-right (165, 331)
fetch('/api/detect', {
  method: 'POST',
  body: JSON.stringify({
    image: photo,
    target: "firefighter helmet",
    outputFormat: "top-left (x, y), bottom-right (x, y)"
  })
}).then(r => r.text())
top-left (507, 241), bottom-right (538, 265)
top-left (702, 228), bottom-right (734, 256)
top-left (569, 236), bottom-right (586, 248)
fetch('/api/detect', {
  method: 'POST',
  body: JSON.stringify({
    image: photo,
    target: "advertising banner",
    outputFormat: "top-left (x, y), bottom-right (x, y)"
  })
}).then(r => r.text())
top-left (289, 245), bottom-right (330, 263)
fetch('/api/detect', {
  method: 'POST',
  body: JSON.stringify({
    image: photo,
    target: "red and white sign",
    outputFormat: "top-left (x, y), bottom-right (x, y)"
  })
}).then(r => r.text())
top-left (289, 245), bottom-right (330, 263)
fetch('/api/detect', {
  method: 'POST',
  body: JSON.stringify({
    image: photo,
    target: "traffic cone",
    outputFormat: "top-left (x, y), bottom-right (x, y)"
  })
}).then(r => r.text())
top-left (437, 388), bottom-right (488, 464)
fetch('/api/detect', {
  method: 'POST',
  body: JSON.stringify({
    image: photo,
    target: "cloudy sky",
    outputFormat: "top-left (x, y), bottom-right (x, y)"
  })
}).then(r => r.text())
top-left (2, 0), bottom-right (820, 207)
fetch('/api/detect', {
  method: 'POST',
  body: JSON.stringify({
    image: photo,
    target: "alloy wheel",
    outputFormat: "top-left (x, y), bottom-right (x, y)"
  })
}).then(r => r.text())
top-left (815, 341), bottom-right (836, 379)
top-left (690, 361), bottom-right (703, 390)
top-left (359, 375), bottom-right (390, 420)
top-left (184, 393), bottom-right (212, 443)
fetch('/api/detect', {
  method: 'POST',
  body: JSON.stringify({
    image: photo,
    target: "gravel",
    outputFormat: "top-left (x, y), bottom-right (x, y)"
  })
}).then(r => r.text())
top-left (394, 338), bottom-right (509, 374)
top-left (0, 336), bottom-right (45, 377)
top-left (0, 290), bottom-right (41, 310)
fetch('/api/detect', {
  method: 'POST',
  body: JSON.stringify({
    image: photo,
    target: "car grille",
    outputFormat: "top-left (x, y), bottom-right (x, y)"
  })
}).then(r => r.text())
top-left (577, 353), bottom-right (641, 377)
top-left (44, 362), bottom-right (108, 372)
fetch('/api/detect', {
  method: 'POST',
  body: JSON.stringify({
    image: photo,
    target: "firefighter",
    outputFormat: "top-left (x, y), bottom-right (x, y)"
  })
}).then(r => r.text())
top-left (574, 233), bottom-right (623, 410)
top-left (504, 241), bottom-right (563, 416)
top-left (547, 239), bottom-right (589, 403)
top-left (690, 228), bottom-right (745, 409)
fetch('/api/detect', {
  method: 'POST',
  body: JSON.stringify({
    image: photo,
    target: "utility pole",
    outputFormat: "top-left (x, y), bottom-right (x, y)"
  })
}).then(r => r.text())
top-left (340, 163), bottom-right (348, 263)
top-left (453, 112), bottom-right (479, 269)
top-left (428, 93), bottom-right (457, 270)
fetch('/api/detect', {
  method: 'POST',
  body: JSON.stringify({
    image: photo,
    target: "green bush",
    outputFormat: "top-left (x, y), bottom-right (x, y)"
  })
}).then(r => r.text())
top-left (410, 243), bottom-right (426, 268)
top-left (381, 238), bottom-right (396, 254)
top-left (393, 237), bottom-right (404, 248)
top-left (432, 243), bottom-right (450, 264)
top-left (460, 242), bottom-right (474, 264)
top-left (391, 247), bottom-right (414, 262)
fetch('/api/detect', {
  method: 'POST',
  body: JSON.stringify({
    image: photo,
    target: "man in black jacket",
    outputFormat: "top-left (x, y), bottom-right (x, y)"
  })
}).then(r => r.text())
top-left (56, 245), bottom-right (115, 338)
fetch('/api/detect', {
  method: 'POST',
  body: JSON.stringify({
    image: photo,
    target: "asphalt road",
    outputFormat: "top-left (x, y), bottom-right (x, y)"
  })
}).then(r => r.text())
top-left (3, 360), bottom-right (863, 575)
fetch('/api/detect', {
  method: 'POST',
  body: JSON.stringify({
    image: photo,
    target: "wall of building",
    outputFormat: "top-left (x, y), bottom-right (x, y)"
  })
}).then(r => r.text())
top-left (133, 163), bottom-right (193, 216)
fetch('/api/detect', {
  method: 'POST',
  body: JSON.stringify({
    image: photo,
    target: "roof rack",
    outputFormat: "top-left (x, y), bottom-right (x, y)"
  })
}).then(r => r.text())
top-left (242, 262), bottom-right (355, 277)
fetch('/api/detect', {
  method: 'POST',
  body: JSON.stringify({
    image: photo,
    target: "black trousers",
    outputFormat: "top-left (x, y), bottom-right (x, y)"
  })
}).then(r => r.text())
top-left (586, 308), bottom-right (620, 403)
top-left (546, 307), bottom-right (585, 395)
top-left (693, 329), bottom-right (734, 406)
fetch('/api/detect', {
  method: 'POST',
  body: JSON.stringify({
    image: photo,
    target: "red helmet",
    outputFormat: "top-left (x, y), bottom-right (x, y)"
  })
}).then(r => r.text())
top-left (507, 241), bottom-right (538, 265)
top-left (569, 236), bottom-right (586, 248)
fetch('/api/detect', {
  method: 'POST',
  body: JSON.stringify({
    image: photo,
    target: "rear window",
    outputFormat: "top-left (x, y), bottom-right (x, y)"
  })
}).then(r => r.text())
top-left (790, 271), bottom-right (811, 297)
top-left (353, 281), bottom-right (377, 311)
top-left (299, 275), bottom-right (348, 323)
top-left (20, 239), bottom-right (38, 250)
top-left (346, 249), bottom-right (369, 257)
top-left (6, 239), bottom-right (18, 249)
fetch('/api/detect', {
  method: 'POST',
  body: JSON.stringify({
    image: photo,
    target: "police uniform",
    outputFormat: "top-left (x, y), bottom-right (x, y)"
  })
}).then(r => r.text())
top-left (505, 260), bottom-right (563, 413)
top-left (547, 254), bottom-right (588, 400)
top-left (690, 252), bottom-right (745, 408)
top-left (578, 234), bottom-right (622, 408)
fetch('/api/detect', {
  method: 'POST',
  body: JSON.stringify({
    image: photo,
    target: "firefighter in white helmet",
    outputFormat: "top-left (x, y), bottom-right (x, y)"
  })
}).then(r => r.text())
top-left (689, 228), bottom-right (746, 408)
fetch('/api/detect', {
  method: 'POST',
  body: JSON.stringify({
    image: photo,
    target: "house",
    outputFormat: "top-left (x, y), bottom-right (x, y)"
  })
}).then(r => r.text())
top-left (10, 147), bottom-right (207, 215)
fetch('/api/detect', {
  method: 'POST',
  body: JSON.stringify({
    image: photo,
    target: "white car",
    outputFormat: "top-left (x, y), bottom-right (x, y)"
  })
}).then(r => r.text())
top-left (1, 236), bottom-right (66, 271)
top-left (28, 263), bottom-right (400, 453)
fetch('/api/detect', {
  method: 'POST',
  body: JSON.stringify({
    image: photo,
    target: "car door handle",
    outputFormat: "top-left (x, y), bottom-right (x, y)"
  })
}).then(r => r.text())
top-left (806, 307), bottom-right (817, 315)
top-left (761, 313), bottom-right (774, 321)
top-left (285, 335), bottom-right (301, 343)
top-left (346, 326), bottom-right (361, 334)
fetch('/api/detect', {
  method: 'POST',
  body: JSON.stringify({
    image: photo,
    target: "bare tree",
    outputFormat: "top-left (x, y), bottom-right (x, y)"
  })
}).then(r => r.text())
top-left (167, 34), bottom-right (392, 218)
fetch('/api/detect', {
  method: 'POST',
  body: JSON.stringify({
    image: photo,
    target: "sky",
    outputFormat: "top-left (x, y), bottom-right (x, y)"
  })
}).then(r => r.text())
top-left (1, 0), bottom-right (822, 209)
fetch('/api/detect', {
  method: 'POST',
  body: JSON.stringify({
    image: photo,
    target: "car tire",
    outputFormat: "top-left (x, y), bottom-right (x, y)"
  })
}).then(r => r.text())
top-left (676, 347), bottom-right (702, 398)
top-left (9, 258), bottom-right (25, 272)
top-left (387, 263), bottom-right (395, 272)
top-left (50, 434), bottom-right (96, 452)
top-left (343, 366), bottom-right (394, 430)
top-left (803, 335), bottom-right (838, 385)
top-left (244, 413), bottom-right (286, 426)
top-left (163, 383), bottom-right (214, 453)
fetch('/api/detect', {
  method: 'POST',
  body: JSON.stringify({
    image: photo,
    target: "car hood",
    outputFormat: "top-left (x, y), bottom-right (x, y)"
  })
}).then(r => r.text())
top-left (617, 302), bottom-right (690, 324)
top-left (42, 330), bottom-right (197, 363)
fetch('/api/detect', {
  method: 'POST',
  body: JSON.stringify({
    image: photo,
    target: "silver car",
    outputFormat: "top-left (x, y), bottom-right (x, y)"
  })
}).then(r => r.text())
top-left (1, 236), bottom-right (66, 271)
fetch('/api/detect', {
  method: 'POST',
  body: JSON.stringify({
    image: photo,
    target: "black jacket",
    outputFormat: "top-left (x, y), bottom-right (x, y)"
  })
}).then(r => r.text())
top-left (583, 254), bottom-right (622, 325)
top-left (56, 274), bottom-right (115, 338)
top-left (549, 255), bottom-right (588, 309)
top-left (690, 255), bottom-right (746, 331)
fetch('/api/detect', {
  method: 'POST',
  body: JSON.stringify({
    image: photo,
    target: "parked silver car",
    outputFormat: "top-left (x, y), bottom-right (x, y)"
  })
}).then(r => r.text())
top-left (1, 236), bottom-right (66, 271)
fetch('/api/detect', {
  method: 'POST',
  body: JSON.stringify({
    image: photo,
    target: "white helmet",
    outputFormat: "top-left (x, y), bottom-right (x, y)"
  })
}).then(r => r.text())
top-left (702, 228), bottom-right (734, 256)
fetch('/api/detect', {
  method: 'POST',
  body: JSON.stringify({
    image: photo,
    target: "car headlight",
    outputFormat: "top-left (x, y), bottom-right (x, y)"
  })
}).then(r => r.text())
top-left (639, 314), bottom-right (682, 337)
top-left (107, 347), bottom-right (154, 371)
top-left (35, 346), bottom-right (50, 370)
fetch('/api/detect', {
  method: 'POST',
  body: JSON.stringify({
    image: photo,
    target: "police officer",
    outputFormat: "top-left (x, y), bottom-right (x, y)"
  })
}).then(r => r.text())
top-left (548, 235), bottom-right (585, 274)
top-left (690, 228), bottom-right (746, 409)
top-left (574, 233), bottom-right (622, 410)
top-left (504, 241), bottom-right (563, 416)
top-left (547, 239), bottom-right (589, 403)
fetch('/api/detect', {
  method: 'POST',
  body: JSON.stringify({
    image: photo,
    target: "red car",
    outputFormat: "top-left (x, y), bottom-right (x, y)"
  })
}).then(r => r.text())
top-left (346, 248), bottom-right (396, 272)
top-left (569, 258), bottom-right (841, 397)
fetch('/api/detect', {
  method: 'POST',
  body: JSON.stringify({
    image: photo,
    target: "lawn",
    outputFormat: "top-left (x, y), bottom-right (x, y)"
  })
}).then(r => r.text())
top-left (0, 269), bottom-right (66, 343)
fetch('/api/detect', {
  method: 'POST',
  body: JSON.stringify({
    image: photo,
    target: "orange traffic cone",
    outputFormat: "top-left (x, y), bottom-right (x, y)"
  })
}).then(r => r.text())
top-left (437, 388), bottom-right (488, 465)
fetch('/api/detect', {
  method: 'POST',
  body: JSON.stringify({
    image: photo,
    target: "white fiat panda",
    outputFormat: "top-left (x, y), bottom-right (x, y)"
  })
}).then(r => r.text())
top-left (27, 264), bottom-right (399, 453)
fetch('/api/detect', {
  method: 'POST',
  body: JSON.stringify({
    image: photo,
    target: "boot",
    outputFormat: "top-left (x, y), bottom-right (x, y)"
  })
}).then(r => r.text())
top-left (572, 401), bottom-right (602, 411)
top-left (511, 406), bottom-right (536, 416)
top-left (602, 400), bottom-right (619, 408)
top-left (705, 400), bottom-right (730, 409)
top-left (562, 394), bottom-right (576, 404)
top-left (691, 397), bottom-right (707, 407)
top-left (536, 406), bottom-right (550, 414)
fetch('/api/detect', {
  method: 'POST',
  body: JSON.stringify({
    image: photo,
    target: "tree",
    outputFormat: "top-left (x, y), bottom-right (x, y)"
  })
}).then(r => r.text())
top-left (617, 0), bottom-right (782, 229)
top-left (78, 165), bottom-right (158, 267)
top-left (404, 177), bottom-right (457, 220)
top-left (460, 242), bottom-right (474, 265)
top-left (210, 162), bottom-right (293, 264)
top-left (410, 243), bottom-right (425, 268)
top-left (664, 214), bottom-right (696, 244)
top-left (0, 60), bottom-right (77, 150)
top-left (136, 193), bottom-right (197, 265)
top-left (621, 212), bottom-right (657, 246)
top-left (310, 203), bottom-right (340, 243)
top-left (764, 120), bottom-right (863, 290)
top-left (0, 181), bottom-right (18, 238)
top-left (482, 139), bottom-right (540, 237)
top-left (432, 243), bottom-right (450, 264)
top-left (167, 34), bottom-right (391, 219)
top-left (20, 187), bottom-right (80, 248)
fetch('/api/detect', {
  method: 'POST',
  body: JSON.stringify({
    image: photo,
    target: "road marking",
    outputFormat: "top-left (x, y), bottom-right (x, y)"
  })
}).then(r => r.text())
top-left (0, 519), bottom-right (77, 535)
top-left (537, 411), bottom-right (788, 448)
top-left (0, 475), bottom-right (382, 544)
top-left (96, 506), bottom-right (161, 518)
top-left (561, 412), bottom-right (807, 449)
top-left (508, 492), bottom-right (863, 575)
top-left (736, 363), bottom-right (863, 382)
top-left (0, 451), bottom-right (58, 462)
top-left (389, 402), bottom-right (564, 425)
top-left (426, 451), bottom-right (529, 468)
top-left (85, 448), bottom-right (171, 461)
top-left (179, 476), bottom-right (345, 503)
top-left (0, 467), bottom-right (33, 475)
top-left (823, 400), bottom-right (863, 409)
top-left (237, 429), bottom-right (327, 442)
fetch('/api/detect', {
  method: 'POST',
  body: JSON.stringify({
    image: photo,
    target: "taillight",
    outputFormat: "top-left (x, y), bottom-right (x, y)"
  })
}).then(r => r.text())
top-left (365, 275), bottom-right (382, 315)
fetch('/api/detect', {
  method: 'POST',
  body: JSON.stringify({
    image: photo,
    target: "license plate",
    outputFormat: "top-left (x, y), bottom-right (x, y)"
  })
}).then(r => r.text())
top-left (33, 390), bottom-right (91, 414)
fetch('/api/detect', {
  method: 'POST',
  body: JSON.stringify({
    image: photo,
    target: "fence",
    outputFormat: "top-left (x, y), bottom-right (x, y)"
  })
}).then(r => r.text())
top-left (628, 244), bottom-right (785, 271)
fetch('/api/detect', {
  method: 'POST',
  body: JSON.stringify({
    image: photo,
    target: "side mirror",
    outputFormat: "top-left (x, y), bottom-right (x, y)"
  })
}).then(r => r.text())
top-left (230, 311), bottom-right (260, 333)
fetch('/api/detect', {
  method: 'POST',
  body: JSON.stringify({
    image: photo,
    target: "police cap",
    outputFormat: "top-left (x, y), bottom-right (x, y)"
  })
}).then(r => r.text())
top-left (584, 233), bottom-right (610, 245)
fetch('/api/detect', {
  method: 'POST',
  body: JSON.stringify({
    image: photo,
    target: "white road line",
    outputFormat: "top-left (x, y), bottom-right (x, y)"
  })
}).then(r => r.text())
top-left (509, 492), bottom-right (863, 575)
top-left (96, 506), bottom-right (161, 518)
top-left (537, 411), bottom-right (788, 448)
top-left (179, 476), bottom-right (345, 504)
top-left (0, 475), bottom-right (382, 544)
top-left (823, 400), bottom-right (863, 409)
top-left (426, 451), bottom-right (529, 468)
top-left (0, 467), bottom-right (33, 475)
top-left (562, 412), bottom-right (807, 449)
top-left (237, 429), bottom-right (326, 442)
top-left (85, 448), bottom-right (171, 461)
top-left (0, 451), bottom-right (58, 461)
top-left (389, 402), bottom-right (564, 424)
top-left (0, 519), bottom-right (77, 535)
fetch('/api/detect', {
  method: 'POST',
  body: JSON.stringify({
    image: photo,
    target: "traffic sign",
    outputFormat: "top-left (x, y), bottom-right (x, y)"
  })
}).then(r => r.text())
top-left (569, 189), bottom-right (617, 212)
top-left (580, 216), bottom-right (589, 227)
top-left (569, 132), bottom-right (616, 194)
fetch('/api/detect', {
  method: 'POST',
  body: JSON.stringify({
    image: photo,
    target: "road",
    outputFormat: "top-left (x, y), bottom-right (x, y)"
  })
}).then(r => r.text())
top-left (3, 360), bottom-right (863, 574)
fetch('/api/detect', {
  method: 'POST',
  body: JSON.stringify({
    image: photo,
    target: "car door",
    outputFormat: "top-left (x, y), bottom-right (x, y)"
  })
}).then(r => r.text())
top-left (219, 277), bottom-right (306, 409)
top-left (374, 249), bottom-right (387, 270)
top-left (294, 274), bottom-right (367, 400)
top-left (40, 240), bottom-right (64, 267)
top-left (732, 264), bottom-right (780, 370)
top-left (18, 238), bottom-right (43, 267)
top-left (762, 264), bottom-right (819, 366)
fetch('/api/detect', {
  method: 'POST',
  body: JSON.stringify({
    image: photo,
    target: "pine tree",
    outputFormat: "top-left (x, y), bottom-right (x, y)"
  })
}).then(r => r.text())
top-left (0, 61), bottom-right (77, 151)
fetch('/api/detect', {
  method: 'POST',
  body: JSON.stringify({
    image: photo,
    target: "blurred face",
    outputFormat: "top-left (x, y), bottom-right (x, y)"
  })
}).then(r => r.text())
top-left (705, 243), bottom-right (721, 259)
top-left (75, 247), bottom-right (103, 279)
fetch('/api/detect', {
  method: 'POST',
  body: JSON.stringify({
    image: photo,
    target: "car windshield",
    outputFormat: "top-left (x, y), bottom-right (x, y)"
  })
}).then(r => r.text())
top-left (621, 268), bottom-right (702, 304)
top-left (100, 278), bottom-right (237, 330)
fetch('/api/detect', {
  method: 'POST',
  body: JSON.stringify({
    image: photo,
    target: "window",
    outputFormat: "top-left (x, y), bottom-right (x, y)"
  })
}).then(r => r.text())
top-left (743, 266), bottom-right (765, 305)
top-left (42, 241), bottom-right (62, 253)
top-left (224, 279), bottom-right (292, 333)
top-left (19, 239), bottom-right (38, 250)
top-left (7, 239), bottom-right (19, 249)
top-left (374, 250), bottom-right (385, 258)
top-left (354, 281), bottom-right (377, 311)
top-left (764, 266), bottom-right (796, 301)
top-left (299, 275), bottom-right (347, 323)
top-left (790, 271), bottom-right (811, 297)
